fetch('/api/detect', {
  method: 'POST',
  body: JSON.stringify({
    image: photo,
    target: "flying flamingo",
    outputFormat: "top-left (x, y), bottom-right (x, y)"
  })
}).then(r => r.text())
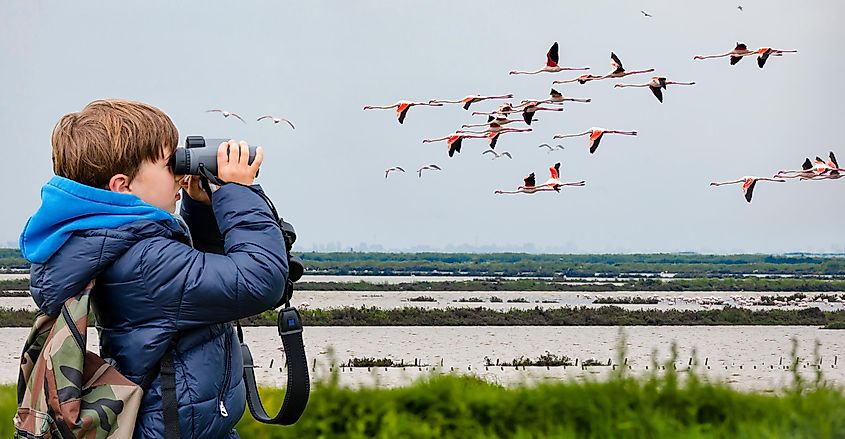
top-left (482, 150), bottom-right (513, 160)
top-left (775, 158), bottom-right (816, 180)
top-left (693, 43), bottom-right (755, 65)
top-left (509, 42), bottom-right (590, 75)
top-left (256, 115), bottom-right (296, 129)
top-left (417, 164), bottom-right (442, 178)
top-left (538, 143), bottom-right (565, 152)
top-left (517, 101), bottom-right (565, 125)
top-left (429, 94), bottom-right (514, 110)
top-left (602, 52), bottom-right (655, 79)
top-left (384, 167), bottom-right (405, 179)
top-left (544, 162), bottom-right (586, 189)
top-left (553, 128), bottom-right (638, 154)
top-left (540, 88), bottom-right (591, 105)
top-left (206, 109), bottom-right (246, 123)
top-left (710, 176), bottom-right (786, 202)
top-left (456, 127), bottom-right (532, 149)
top-left (494, 173), bottom-right (558, 195)
top-left (362, 100), bottom-right (443, 124)
top-left (422, 133), bottom-right (488, 157)
top-left (552, 74), bottom-right (605, 85)
top-left (614, 77), bottom-right (696, 103)
top-left (755, 48), bottom-right (798, 68)
top-left (462, 115), bottom-right (535, 129)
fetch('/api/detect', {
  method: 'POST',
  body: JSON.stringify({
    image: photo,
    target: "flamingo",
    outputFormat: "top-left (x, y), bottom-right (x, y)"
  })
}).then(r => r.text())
top-left (422, 133), bottom-right (487, 157)
top-left (553, 128), bottom-right (638, 154)
top-left (538, 143), bottom-right (565, 152)
top-left (517, 101), bottom-right (565, 125)
top-left (509, 42), bottom-right (590, 75)
top-left (775, 158), bottom-right (817, 180)
top-left (552, 74), bottom-right (605, 85)
top-left (755, 48), bottom-right (798, 68)
top-left (710, 176), bottom-right (786, 202)
top-left (362, 100), bottom-right (443, 124)
top-left (541, 88), bottom-right (591, 105)
top-left (256, 115), bottom-right (296, 129)
top-left (462, 115), bottom-right (535, 129)
top-left (601, 52), bottom-right (655, 79)
top-left (693, 43), bottom-right (755, 65)
top-left (417, 164), bottom-right (442, 178)
top-left (495, 165), bottom-right (584, 195)
top-left (486, 127), bottom-right (532, 149)
top-left (206, 109), bottom-right (246, 123)
top-left (544, 162), bottom-right (586, 189)
top-left (384, 167), bottom-right (405, 179)
top-left (614, 77), bottom-right (696, 103)
top-left (429, 94), bottom-right (514, 110)
top-left (482, 150), bottom-right (513, 160)
top-left (494, 173), bottom-right (558, 194)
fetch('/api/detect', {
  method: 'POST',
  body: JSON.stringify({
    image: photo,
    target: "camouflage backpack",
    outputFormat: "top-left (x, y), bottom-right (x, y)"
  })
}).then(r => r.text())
top-left (15, 280), bottom-right (143, 438)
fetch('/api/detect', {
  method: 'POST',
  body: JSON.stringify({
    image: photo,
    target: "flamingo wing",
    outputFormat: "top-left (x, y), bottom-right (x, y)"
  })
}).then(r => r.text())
top-left (549, 162), bottom-right (560, 180)
top-left (462, 97), bottom-right (479, 110)
top-left (524, 173), bottom-right (536, 188)
top-left (742, 179), bottom-right (757, 203)
top-left (588, 131), bottom-right (604, 154)
top-left (550, 88), bottom-right (562, 99)
top-left (488, 132), bottom-right (500, 149)
top-left (397, 103), bottom-right (411, 124)
top-left (757, 49), bottom-right (772, 68)
top-left (610, 52), bottom-right (625, 74)
top-left (448, 136), bottom-right (463, 157)
top-left (522, 110), bottom-right (536, 125)
top-left (830, 151), bottom-right (839, 168)
top-left (649, 86), bottom-right (664, 103)
top-left (802, 158), bottom-right (813, 170)
top-left (546, 42), bottom-right (559, 67)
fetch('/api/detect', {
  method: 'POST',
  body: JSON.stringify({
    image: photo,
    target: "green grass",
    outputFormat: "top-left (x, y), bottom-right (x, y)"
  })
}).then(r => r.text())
top-left (3, 366), bottom-right (844, 438)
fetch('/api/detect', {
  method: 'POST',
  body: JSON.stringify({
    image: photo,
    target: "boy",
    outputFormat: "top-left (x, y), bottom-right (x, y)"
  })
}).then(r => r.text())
top-left (19, 99), bottom-right (288, 438)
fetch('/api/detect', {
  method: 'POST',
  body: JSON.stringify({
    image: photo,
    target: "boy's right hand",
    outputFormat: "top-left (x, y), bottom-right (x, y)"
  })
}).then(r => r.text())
top-left (218, 140), bottom-right (263, 186)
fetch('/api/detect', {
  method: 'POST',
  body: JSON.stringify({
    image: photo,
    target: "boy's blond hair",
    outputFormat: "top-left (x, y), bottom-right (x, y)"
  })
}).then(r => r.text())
top-left (51, 99), bottom-right (179, 188)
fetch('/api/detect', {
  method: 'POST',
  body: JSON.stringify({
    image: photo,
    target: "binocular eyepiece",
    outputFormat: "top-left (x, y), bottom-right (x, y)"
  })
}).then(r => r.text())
top-left (169, 136), bottom-right (258, 177)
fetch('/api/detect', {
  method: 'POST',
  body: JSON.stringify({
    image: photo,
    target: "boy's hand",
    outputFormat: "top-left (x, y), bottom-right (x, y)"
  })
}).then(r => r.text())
top-left (180, 175), bottom-right (213, 205)
top-left (218, 140), bottom-right (263, 186)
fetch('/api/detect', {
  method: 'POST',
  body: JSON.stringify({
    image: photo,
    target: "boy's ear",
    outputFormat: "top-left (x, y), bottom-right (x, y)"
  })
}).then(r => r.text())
top-left (108, 174), bottom-right (133, 193)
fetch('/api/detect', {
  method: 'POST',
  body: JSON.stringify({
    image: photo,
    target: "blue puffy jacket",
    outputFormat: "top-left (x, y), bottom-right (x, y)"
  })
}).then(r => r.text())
top-left (20, 176), bottom-right (288, 438)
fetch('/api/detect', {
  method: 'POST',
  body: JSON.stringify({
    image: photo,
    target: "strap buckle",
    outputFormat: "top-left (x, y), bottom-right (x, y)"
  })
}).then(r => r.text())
top-left (277, 307), bottom-right (302, 336)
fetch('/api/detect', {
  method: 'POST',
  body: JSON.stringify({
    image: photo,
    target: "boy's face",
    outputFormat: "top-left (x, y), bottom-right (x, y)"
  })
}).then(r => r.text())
top-left (124, 153), bottom-right (183, 213)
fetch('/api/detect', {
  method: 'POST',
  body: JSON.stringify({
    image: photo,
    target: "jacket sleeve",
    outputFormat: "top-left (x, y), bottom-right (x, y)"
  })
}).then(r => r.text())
top-left (141, 183), bottom-right (288, 329)
top-left (179, 189), bottom-right (224, 254)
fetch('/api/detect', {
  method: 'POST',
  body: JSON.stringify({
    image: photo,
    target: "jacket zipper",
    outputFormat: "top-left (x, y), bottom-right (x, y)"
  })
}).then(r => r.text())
top-left (218, 326), bottom-right (233, 417)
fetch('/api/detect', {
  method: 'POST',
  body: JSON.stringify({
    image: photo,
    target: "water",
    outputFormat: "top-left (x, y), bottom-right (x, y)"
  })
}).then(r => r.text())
top-left (0, 326), bottom-right (841, 392)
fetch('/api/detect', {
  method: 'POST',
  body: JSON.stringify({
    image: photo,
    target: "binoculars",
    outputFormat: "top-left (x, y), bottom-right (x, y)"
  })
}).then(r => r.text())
top-left (169, 136), bottom-right (258, 177)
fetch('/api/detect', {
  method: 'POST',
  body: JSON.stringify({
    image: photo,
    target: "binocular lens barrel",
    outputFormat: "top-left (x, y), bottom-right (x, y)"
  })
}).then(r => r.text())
top-left (170, 136), bottom-right (257, 176)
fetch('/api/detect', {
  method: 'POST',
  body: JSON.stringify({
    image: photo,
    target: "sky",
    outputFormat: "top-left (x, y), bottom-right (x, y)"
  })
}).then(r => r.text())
top-left (1, 0), bottom-right (843, 254)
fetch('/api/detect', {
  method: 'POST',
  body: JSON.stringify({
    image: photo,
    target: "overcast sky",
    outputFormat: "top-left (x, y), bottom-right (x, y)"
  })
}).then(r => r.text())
top-left (1, 0), bottom-right (843, 254)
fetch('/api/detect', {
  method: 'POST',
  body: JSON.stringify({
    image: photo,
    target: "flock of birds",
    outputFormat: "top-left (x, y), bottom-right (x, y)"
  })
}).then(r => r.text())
top-left (351, 24), bottom-right (840, 201)
top-left (202, 9), bottom-right (839, 203)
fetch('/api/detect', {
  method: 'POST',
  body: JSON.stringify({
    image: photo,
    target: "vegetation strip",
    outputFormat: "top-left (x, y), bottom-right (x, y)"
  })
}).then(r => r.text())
top-left (1, 363), bottom-right (843, 437)
top-left (3, 306), bottom-right (844, 327)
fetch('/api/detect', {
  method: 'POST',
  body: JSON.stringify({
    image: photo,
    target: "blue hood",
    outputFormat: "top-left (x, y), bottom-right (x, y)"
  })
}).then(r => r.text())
top-left (20, 176), bottom-right (176, 263)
